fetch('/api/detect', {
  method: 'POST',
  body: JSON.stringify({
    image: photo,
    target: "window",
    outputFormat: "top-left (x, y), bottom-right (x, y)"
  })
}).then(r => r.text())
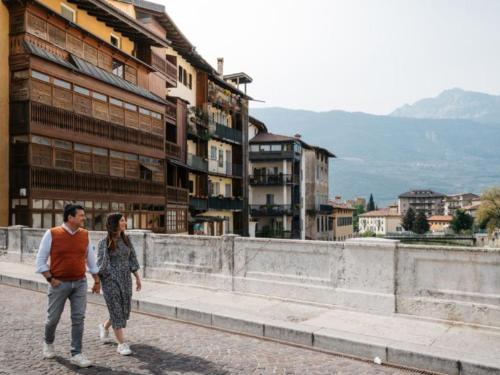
top-left (188, 73), bottom-right (192, 89)
top-left (250, 145), bottom-right (259, 152)
top-left (183, 69), bottom-right (187, 86)
top-left (92, 91), bottom-right (107, 102)
top-left (266, 194), bottom-right (274, 205)
top-left (178, 66), bottom-right (183, 82)
top-left (139, 107), bottom-right (150, 115)
top-left (53, 139), bottom-right (71, 150)
top-left (31, 70), bottom-right (50, 82)
top-left (54, 148), bottom-right (73, 170)
top-left (317, 218), bottom-right (320, 232)
top-left (124, 103), bottom-right (137, 111)
top-left (260, 144), bottom-right (271, 152)
top-left (112, 60), bottom-right (124, 78)
top-left (271, 144), bottom-right (282, 152)
top-left (110, 97), bottom-right (123, 107)
top-left (110, 34), bottom-right (120, 48)
top-left (74, 85), bottom-right (90, 96)
top-left (60, 3), bottom-right (76, 22)
top-left (32, 135), bottom-right (51, 146)
top-left (218, 149), bottom-right (224, 168)
top-left (53, 78), bottom-right (71, 90)
top-left (210, 146), bottom-right (217, 160)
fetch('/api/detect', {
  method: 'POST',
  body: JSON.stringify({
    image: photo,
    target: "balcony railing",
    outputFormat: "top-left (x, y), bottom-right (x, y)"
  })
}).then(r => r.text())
top-left (30, 167), bottom-right (164, 196)
top-left (189, 197), bottom-right (208, 211)
top-left (187, 153), bottom-right (208, 172)
top-left (250, 204), bottom-right (295, 217)
top-left (165, 141), bottom-right (181, 160)
top-left (165, 99), bottom-right (177, 124)
top-left (208, 159), bottom-right (242, 177)
top-left (249, 174), bottom-right (295, 185)
top-left (209, 122), bottom-right (242, 144)
top-left (167, 186), bottom-right (189, 204)
top-left (30, 101), bottom-right (164, 150)
top-left (249, 150), bottom-right (297, 161)
top-left (208, 197), bottom-right (243, 210)
top-left (151, 52), bottom-right (177, 87)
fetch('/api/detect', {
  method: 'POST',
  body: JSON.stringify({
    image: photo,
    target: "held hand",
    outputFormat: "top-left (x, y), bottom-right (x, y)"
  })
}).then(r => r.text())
top-left (91, 282), bottom-right (101, 294)
top-left (136, 278), bottom-right (142, 292)
top-left (50, 278), bottom-right (62, 288)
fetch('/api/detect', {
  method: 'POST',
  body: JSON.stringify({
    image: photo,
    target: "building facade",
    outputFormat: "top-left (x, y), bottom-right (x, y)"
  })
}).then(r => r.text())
top-left (359, 207), bottom-right (402, 236)
top-left (330, 202), bottom-right (354, 241)
top-left (398, 190), bottom-right (446, 217)
top-left (248, 124), bottom-right (335, 240)
top-left (427, 215), bottom-right (453, 233)
top-left (443, 193), bottom-right (480, 216)
top-left (4, 0), bottom-right (250, 235)
top-left (0, 0), bottom-right (9, 226)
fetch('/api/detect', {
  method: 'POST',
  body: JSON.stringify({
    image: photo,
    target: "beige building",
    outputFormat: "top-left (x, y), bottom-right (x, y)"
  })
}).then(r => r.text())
top-left (359, 206), bottom-right (402, 235)
top-left (427, 215), bottom-right (453, 233)
top-left (330, 202), bottom-right (354, 241)
top-left (248, 123), bottom-right (335, 240)
top-left (443, 193), bottom-right (480, 216)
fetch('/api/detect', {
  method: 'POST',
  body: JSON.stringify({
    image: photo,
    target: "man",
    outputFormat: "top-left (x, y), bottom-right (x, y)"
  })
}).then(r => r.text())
top-left (35, 204), bottom-right (100, 368)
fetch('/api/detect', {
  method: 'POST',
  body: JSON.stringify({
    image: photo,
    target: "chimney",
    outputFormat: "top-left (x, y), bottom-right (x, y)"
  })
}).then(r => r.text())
top-left (217, 57), bottom-right (224, 76)
top-left (294, 134), bottom-right (301, 139)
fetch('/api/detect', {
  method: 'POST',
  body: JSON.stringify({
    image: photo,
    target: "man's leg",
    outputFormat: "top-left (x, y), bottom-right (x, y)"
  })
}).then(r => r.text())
top-left (68, 279), bottom-right (87, 356)
top-left (45, 282), bottom-right (70, 345)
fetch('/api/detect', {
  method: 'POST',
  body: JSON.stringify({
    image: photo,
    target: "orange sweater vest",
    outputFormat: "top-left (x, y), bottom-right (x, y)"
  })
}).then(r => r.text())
top-left (49, 227), bottom-right (89, 280)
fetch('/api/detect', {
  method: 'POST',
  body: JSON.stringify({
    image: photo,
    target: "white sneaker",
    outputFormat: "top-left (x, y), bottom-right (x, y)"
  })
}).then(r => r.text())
top-left (70, 353), bottom-right (92, 368)
top-left (43, 343), bottom-right (56, 359)
top-left (98, 324), bottom-right (111, 342)
top-left (117, 343), bottom-right (132, 356)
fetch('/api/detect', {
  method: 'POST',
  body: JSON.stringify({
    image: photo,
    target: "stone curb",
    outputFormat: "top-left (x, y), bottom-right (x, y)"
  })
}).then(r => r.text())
top-left (1, 273), bottom-right (498, 375)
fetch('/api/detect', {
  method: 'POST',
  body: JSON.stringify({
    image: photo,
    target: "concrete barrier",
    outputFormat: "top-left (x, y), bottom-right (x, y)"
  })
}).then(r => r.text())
top-left (1, 226), bottom-right (499, 328)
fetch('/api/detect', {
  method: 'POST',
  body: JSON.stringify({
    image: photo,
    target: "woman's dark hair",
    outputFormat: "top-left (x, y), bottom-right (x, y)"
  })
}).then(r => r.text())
top-left (63, 204), bottom-right (84, 222)
top-left (106, 212), bottom-right (131, 250)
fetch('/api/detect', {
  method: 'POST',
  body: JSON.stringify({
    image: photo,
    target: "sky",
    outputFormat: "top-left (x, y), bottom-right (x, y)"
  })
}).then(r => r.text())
top-left (159, 0), bottom-right (500, 115)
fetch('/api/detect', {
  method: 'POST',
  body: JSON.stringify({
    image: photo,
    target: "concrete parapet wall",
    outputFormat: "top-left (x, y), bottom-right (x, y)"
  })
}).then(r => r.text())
top-left (1, 227), bottom-right (499, 327)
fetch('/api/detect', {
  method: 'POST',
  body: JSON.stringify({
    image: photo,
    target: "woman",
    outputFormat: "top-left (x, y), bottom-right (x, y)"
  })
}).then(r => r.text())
top-left (97, 213), bottom-right (141, 356)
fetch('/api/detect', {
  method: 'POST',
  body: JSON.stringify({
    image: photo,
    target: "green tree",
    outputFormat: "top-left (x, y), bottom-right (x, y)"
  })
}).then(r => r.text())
top-left (402, 207), bottom-right (416, 231)
top-left (413, 211), bottom-right (429, 234)
top-left (367, 194), bottom-right (375, 212)
top-left (476, 187), bottom-right (500, 236)
top-left (352, 204), bottom-right (365, 232)
top-left (450, 209), bottom-right (474, 234)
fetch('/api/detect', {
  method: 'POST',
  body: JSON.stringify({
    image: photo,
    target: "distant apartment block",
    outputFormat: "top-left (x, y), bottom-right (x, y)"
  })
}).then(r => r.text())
top-left (443, 193), bottom-right (480, 216)
top-left (398, 190), bottom-right (446, 217)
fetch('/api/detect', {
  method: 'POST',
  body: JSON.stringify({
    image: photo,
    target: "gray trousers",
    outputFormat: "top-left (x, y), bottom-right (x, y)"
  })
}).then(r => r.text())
top-left (44, 279), bottom-right (87, 356)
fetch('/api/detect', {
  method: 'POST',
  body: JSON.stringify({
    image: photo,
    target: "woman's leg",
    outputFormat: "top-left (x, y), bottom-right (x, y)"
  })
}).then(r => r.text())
top-left (103, 319), bottom-right (112, 330)
top-left (113, 328), bottom-right (125, 344)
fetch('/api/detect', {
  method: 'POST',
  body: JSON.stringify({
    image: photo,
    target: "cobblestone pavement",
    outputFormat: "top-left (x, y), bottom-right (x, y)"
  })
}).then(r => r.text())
top-left (0, 285), bottom-right (427, 375)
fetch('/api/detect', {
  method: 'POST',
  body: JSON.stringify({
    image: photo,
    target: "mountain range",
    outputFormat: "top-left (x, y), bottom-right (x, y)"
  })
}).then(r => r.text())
top-left (250, 89), bottom-right (500, 206)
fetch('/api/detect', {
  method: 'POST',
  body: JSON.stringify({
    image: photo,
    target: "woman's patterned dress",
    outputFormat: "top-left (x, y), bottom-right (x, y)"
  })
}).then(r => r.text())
top-left (97, 237), bottom-right (140, 329)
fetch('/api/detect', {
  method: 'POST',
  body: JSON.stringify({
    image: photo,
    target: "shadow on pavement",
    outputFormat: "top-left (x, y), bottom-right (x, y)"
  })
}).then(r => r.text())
top-left (56, 343), bottom-right (229, 375)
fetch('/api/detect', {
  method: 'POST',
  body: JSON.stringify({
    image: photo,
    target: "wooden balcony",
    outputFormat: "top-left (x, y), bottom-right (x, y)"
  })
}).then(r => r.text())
top-left (151, 52), bottom-right (177, 87)
top-left (166, 186), bottom-right (189, 204)
top-left (165, 99), bottom-right (177, 125)
top-left (208, 197), bottom-right (243, 211)
top-left (165, 140), bottom-right (182, 160)
top-left (28, 101), bottom-right (164, 154)
top-left (30, 166), bottom-right (164, 196)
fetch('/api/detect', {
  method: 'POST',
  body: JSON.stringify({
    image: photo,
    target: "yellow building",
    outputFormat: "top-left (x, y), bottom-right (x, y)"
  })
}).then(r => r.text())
top-left (428, 215), bottom-right (453, 233)
top-left (0, 1), bottom-right (9, 226)
top-left (330, 202), bottom-right (355, 241)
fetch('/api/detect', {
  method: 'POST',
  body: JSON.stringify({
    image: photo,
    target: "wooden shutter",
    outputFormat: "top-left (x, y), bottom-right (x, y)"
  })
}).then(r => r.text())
top-left (151, 117), bottom-right (163, 136)
top-left (53, 87), bottom-right (72, 111)
top-left (92, 100), bottom-right (109, 121)
top-left (83, 43), bottom-right (98, 65)
top-left (75, 152), bottom-right (91, 173)
top-left (48, 24), bottom-right (66, 49)
top-left (98, 51), bottom-right (112, 71)
top-left (66, 34), bottom-right (83, 57)
top-left (139, 113), bottom-right (151, 132)
top-left (31, 80), bottom-right (52, 105)
top-left (54, 149), bottom-right (73, 170)
top-left (27, 13), bottom-right (47, 39)
top-left (31, 144), bottom-right (52, 167)
top-left (124, 110), bottom-right (139, 128)
top-left (124, 65), bottom-right (137, 84)
top-left (110, 157), bottom-right (125, 177)
top-left (74, 94), bottom-right (92, 116)
top-left (93, 155), bottom-right (108, 175)
top-left (125, 160), bottom-right (139, 179)
top-left (109, 105), bottom-right (125, 125)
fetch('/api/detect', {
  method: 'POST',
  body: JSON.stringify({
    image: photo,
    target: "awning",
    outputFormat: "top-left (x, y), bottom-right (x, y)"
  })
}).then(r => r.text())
top-left (140, 163), bottom-right (162, 173)
top-left (168, 158), bottom-right (189, 169)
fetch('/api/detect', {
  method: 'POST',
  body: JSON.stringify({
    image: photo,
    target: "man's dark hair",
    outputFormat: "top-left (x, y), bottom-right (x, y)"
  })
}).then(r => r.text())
top-left (63, 204), bottom-right (85, 222)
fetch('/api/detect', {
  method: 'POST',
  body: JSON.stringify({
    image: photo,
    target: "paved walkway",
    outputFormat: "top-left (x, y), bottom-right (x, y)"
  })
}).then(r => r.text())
top-left (1, 284), bottom-right (423, 375)
top-left (1, 261), bottom-right (499, 374)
